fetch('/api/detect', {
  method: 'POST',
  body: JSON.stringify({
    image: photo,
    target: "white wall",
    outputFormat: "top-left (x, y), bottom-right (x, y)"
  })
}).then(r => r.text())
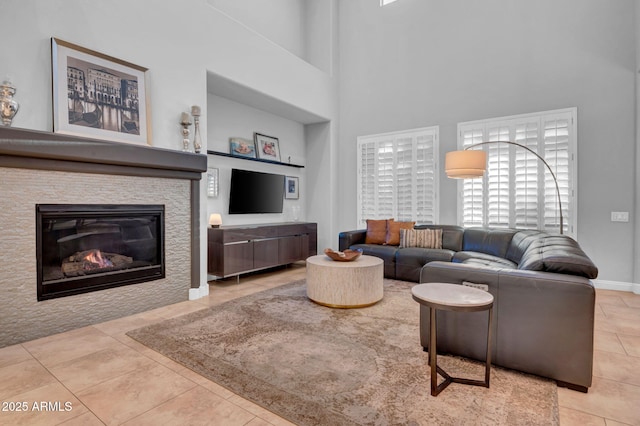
top-left (0, 0), bottom-right (338, 293)
top-left (338, 0), bottom-right (637, 282)
top-left (304, 0), bottom-right (334, 74)
top-left (0, 0), bottom-right (334, 147)
top-left (206, 0), bottom-right (334, 74)
top-left (207, 93), bottom-right (307, 226)
top-left (207, 0), bottom-right (306, 61)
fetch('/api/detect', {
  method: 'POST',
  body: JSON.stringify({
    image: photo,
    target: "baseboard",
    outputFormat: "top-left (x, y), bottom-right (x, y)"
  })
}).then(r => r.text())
top-left (189, 283), bottom-right (210, 300)
top-left (592, 279), bottom-right (640, 295)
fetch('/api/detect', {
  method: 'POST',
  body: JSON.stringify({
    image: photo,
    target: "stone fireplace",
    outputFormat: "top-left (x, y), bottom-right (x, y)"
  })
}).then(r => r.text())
top-left (0, 127), bottom-right (206, 347)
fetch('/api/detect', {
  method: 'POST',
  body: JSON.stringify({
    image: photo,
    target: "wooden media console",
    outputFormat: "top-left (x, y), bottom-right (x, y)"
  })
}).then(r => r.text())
top-left (207, 222), bottom-right (317, 280)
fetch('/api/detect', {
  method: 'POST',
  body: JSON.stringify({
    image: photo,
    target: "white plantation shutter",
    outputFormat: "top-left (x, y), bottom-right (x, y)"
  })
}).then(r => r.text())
top-left (457, 108), bottom-right (576, 235)
top-left (357, 127), bottom-right (439, 228)
top-left (396, 137), bottom-right (414, 221)
top-left (486, 125), bottom-right (511, 228)
top-left (461, 129), bottom-right (484, 227)
top-left (514, 121), bottom-right (540, 229)
top-left (377, 140), bottom-right (395, 218)
top-left (359, 142), bottom-right (377, 221)
top-left (415, 133), bottom-right (437, 224)
top-left (543, 115), bottom-right (572, 232)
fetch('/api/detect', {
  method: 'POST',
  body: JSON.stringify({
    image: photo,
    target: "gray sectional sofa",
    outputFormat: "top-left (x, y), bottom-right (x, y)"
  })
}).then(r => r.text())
top-left (338, 224), bottom-right (598, 392)
top-left (339, 224), bottom-right (598, 283)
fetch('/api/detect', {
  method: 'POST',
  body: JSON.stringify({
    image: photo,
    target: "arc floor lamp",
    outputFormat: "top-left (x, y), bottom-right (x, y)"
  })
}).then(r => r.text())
top-left (445, 141), bottom-right (565, 235)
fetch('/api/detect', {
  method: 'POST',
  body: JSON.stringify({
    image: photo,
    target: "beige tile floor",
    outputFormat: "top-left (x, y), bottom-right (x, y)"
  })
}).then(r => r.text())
top-left (1, 265), bottom-right (639, 425)
top-left (559, 289), bottom-right (640, 426)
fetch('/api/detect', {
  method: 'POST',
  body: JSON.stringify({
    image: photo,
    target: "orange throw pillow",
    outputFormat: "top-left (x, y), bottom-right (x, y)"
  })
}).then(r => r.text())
top-left (385, 221), bottom-right (416, 245)
top-left (365, 219), bottom-right (392, 244)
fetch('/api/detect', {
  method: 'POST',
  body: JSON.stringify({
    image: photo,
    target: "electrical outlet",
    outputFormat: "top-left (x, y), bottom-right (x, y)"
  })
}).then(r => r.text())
top-left (611, 211), bottom-right (629, 222)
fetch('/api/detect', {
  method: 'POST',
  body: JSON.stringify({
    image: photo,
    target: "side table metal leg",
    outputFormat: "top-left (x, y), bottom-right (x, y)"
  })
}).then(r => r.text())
top-left (485, 306), bottom-right (493, 387)
top-left (430, 307), bottom-right (437, 396)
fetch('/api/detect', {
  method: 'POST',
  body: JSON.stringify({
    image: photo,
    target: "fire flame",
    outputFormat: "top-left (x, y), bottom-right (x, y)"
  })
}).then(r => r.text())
top-left (83, 249), bottom-right (113, 269)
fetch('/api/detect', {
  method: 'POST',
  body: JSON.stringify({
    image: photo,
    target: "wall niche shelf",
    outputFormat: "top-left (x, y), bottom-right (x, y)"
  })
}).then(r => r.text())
top-left (207, 150), bottom-right (305, 168)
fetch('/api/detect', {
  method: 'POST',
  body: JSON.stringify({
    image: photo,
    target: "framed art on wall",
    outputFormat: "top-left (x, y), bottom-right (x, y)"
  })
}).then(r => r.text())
top-left (229, 137), bottom-right (256, 158)
top-left (285, 176), bottom-right (299, 199)
top-left (254, 132), bottom-right (280, 162)
top-left (51, 38), bottom-right (151, 145)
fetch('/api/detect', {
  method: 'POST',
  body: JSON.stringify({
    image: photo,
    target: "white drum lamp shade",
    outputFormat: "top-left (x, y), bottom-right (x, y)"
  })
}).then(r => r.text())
top-left (445, 150), bottom-right (487, 179)
top-left (209, 213), bottom-right (222, 228)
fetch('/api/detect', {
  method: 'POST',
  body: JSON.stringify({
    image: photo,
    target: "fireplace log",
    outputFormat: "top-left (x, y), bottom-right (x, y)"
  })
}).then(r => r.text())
top-left (61, 262), bottom-right (86, 275)
top-left (62, 250), bottom-right (133, 277)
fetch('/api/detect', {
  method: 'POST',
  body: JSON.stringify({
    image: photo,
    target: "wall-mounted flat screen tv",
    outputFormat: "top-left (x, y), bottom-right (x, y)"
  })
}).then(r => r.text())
top-left (229, 168), bottom-right (285, 214)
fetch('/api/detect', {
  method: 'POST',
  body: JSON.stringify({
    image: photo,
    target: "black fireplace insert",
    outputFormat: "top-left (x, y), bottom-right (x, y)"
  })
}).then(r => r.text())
top-left (36, 204), bottom-right (165, 301)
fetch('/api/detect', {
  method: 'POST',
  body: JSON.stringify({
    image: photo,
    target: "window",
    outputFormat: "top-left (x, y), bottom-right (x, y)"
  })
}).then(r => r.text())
top-left (457, 108), bottom-right (577, 235)
top-left (357, 127), bottom-right (439, 227)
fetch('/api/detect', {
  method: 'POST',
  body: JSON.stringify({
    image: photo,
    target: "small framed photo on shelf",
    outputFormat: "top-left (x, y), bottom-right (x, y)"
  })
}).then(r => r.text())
top-left (51, 38), bottom-right (150, 145)
top-left (285, 176), bottom-right (299, 199)
top-left (229, 137), bottom-right (256, 158)
top-left (254, 132), bottom-right (281, 162)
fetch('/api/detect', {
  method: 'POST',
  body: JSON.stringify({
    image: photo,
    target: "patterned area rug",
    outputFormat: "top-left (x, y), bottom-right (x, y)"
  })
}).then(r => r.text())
top-left (127, 279), bottom-right (558, 425)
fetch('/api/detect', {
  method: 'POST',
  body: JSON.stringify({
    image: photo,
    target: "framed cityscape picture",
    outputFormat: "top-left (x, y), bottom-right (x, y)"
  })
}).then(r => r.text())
top-left (51, 38), bottom-right (151, 145)
top-left (254, 132), bottom-right (281, 162)
top-left (285, 176), bottom-right (299, 199)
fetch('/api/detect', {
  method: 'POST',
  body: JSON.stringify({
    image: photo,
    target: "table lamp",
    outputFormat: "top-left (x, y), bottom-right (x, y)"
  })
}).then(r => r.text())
top-left (209, 213), bottom-right (222, 228)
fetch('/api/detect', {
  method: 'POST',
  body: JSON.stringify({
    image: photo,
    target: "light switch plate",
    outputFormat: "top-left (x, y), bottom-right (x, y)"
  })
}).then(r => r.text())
top-left (611, 211), bottom-right (629, 222)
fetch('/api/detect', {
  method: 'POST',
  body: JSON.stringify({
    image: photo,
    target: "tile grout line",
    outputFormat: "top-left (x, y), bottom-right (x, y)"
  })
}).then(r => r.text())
top-left (614, 332), bottom-right (630, 357)
top-left (18, 342), bottom-right (104, 426)
top-left (558, 406), bottom-right (607, 424)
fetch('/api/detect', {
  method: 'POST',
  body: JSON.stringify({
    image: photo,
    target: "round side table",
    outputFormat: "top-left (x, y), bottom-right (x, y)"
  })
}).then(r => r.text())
top-left (411, 283), bottom-right (494, 396)
top-left (306, 254), bottom-right (384, 308)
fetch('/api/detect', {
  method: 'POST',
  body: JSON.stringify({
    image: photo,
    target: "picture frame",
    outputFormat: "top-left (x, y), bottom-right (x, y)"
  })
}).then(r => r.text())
top-left (229, 137), bottom-right (256, 158)
top-left (285, 176), bottom-right (299, 200)
top-left (254, 132), bottom-right (281, 162)
top-left (51, 38), bottom-right (151, 145)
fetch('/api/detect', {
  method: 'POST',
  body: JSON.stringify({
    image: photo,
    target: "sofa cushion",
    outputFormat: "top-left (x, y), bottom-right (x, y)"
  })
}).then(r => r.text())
top-left (350, 243), bottom-right (398, 278)
top-left (505, 230), bottom-right (545, 264)
top-left (462, 228), bottom-right (517, 258)
top-left (396, 247), bottom-right (455, 264)
top-left (395, 248), bottom-right (455, 282)
top-left (365, 219), bottom-right (392, 245)
top-left (517, 236), bottom-right (599, 279)
top-left (339, 229), bottom-right (367, 251)
top-left (400, 228), bottom-right (443, 249)
top-left (414, 224), bottom-right (464, 251)
top-left (453, 251), bottom-right (517, 269)
top-left (386, 221), bottom-right (415, 245)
